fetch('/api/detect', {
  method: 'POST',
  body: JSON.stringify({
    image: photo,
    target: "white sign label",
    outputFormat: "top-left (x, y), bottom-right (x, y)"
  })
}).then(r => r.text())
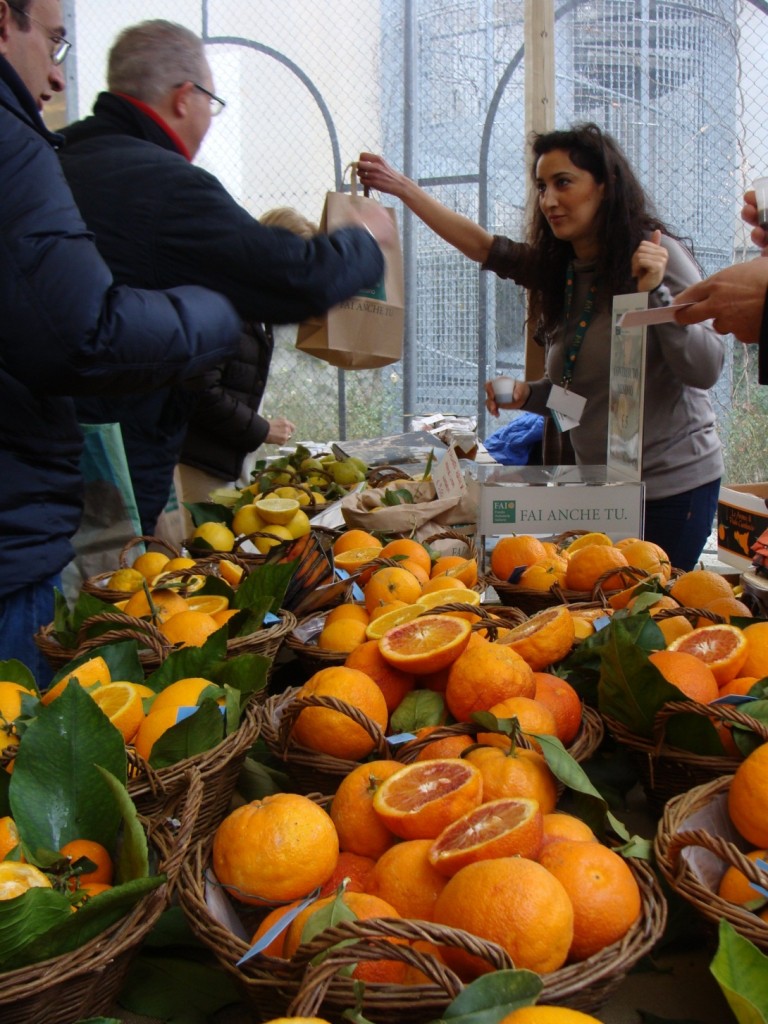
top-left (432, 445), bottom-right (467, 499)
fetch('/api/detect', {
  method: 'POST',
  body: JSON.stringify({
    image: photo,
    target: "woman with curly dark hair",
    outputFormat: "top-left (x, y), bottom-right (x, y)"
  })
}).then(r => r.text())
top-left (358, 124), bottom-right (724, 570)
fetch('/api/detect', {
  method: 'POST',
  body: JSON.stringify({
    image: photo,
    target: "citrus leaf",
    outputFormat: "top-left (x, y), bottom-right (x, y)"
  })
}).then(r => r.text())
top-left (48, 641), bottom-right (143, 692)
top-left (0, 659), bottom-right (37, 691)
top-left (210, 653), bottom-right (270, 699)
top-left (9, 684), bottom-right (126, 852)
top-left (95, 766), bottom-right (148, 882)
top-left (439, 968), bottom-right (542, 1023)
top-left (0, 887), bottom-right (72, 969)
top-left (710, 919), bottom-right (768, 1023)
top-left (147, 700), bottom-right (225, 769)
top-left (143, 634), bottom-right (228, 691)
top-left (118, 953), bottom-right (240, 1023)
top-left (390, 689), bottom-right (446, 733)
top-left (383, 488), bottom-right (415, 506)
top-left (233, 561), bottom-right (295, 614)
top-left (302, 886), bottom-right (356, 947)
top-left (184, 501), bottom-right (234, 528)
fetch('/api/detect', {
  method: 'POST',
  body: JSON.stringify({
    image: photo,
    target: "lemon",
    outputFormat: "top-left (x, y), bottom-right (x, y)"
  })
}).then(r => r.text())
top-left (285, 509), bottom-right (311, 539)
top-left (254, 497), bottom-right (300, 525)
top-left (232, 504), bottom-right (266, 537)
top-left (274, 485), bottom-right (310, 507)
top-left (108, 567), bottom-right (145, 593)
top-left (253, 524), bottom-right (293, 554)
top-left (132, 551), bottom-right (170, 581)
top-left (310, 490), bottom-right (327, 505)
top-left (192, 522), bottom-right (235, 552)
top-left (163, 557), bottom-right (198, 571)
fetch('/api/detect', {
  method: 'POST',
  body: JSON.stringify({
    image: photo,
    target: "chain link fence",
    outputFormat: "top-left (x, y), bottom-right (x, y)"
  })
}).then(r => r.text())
top-left (63, 0), bottom-right (768, 480)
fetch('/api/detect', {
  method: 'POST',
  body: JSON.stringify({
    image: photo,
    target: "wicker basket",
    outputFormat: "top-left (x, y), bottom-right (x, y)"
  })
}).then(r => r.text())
top-left (0, 767), bottom-right (202, 1024)
top-left (34, 608), bottom-right (297, 674)
top-left (603, 699), bottom-right (768, 816)
top-left (177, 841), bottom-right (664, 1023)
top-left (81, 535), bottom-right (183, 603)
top-left (127, 694), bottom-right (263, 841)
top-left (261, 687), bottom-right (391, 795)
top-left (654, 775), bottom-right (768, 952)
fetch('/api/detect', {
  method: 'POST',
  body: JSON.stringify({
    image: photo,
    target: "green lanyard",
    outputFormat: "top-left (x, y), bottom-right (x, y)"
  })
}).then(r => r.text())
top-left (561, 262), bottom-right (598, 388)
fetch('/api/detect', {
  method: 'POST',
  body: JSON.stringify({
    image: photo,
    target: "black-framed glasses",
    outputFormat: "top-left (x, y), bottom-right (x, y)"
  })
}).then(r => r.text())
top-left (7, 3), bottom-right (71, 65)
top-left (192, 82), bottom-right (226, 116)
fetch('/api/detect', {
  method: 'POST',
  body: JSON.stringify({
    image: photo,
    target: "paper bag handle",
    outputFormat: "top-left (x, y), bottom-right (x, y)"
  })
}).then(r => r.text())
top-left (346, 161), bottom-right (370, 198)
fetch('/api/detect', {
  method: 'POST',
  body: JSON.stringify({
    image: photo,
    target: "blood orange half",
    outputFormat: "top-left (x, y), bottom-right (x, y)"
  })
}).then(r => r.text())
top-left (428, 797), bottom-right (543, 876)
top-left (378, 614), bottom-right (472, 674)
top-left (372, 758), bottom-right (483, 840)
top-left (668, 623), bottom-right (748, 685)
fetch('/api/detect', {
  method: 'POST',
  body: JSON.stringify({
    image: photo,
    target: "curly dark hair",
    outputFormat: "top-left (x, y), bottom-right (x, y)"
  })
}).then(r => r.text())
top-left (525, 122), bottom-right (677, 333)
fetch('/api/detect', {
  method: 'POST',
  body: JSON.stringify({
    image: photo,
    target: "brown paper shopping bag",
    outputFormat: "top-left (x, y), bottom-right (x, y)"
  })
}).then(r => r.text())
top-left (296, 168), bottom-right (404, 369)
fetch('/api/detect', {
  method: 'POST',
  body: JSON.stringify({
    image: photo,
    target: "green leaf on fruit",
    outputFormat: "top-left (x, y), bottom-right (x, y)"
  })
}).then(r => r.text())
top-left (147, 700), bottom-right (225, 769)
top-left (438, 968), bottom-right (542, 1024)
top-left (390, 689), bottom-right (446, 733)
top-left (711, 919), bottom-right (768, 1022)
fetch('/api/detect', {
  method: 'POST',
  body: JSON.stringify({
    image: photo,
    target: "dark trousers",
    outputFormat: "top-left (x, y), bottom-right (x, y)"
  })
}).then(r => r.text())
top-left (644, 478), bottom-right (721, 573)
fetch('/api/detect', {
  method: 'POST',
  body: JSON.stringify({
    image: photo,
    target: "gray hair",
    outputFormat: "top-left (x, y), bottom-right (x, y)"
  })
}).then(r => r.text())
top-left (107, 20), bottom-right (206, 104)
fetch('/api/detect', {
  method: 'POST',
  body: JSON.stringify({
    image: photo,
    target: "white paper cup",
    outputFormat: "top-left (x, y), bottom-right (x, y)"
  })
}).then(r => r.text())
top-left (754, 176), bottom-right (768, 229)
top-left (491, 375), bottom-right (516, 404)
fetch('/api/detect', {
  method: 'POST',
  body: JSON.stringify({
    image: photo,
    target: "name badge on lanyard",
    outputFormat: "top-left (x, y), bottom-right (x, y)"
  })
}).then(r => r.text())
top-left (551, 263), bottom-right (597, 432)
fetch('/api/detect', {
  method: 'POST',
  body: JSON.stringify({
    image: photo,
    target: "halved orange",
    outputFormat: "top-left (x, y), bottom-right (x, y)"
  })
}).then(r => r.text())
top-left (91, 682), bottom-right (145, 742)
top-left (372, 758), bottom-right (483, 840)
top-left (186, 594), bottom-right (230, 616)
top-left (668, 623), bottom-right (749, 685)
top-left (378, 614), bottom-right (472, 674)
top-left (415, 588), bottom-right (481, 622)
top-left (364, 603), bottom-right (422, 640)
top-left (427, 797), bottom-right (543, 876)
top-left (499, 605), bottom-right (575, 671)
top-left (333, 546), bottom-right (384, 574)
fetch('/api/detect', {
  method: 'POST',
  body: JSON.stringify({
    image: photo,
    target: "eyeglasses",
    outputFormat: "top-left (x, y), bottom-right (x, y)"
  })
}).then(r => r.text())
top-left (7, 3), bottom-right (71, 65)
top-left (191, 82), bottom-right (226, 116)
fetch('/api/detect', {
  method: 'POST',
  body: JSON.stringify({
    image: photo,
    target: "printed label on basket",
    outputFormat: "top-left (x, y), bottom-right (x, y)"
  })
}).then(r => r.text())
top-left (237, 888), bottom-right (320, 965)
top-left (386, 732), bottom-right (417, 747)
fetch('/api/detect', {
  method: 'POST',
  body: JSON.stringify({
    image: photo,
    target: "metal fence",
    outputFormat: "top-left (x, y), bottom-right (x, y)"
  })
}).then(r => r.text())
top-left (63, 0), bottom-right (768, 480)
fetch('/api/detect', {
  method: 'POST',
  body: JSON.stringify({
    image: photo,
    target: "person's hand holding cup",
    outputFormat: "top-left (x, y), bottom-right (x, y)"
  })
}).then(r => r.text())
top-left (747, 178), bottom-right (768, 252)
top-left (485, 375), bottom-right (529, 417)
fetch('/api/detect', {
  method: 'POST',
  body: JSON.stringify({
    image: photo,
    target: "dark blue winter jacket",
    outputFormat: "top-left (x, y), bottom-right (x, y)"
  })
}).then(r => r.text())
top-left (0, 57), bottom-right (240, 597)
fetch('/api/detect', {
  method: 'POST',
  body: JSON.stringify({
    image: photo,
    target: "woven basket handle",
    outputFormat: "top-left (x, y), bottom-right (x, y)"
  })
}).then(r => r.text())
top-left (75, 612), bottom-right (173, 659)
top-left (653, 699), bottom-right (768, 749)
top-left (157, 767), bottom-right (204, 895)
top-left (664, 826), bottom-right (768, 888)
top-left (421, 529), bottom-right (478, 562)
top-left (119, 534), bottom-right (181, 566)
top-left (591, 565), bottom-right (649, 601)
top-left (287, 917), bottom-right (513, 1017)
top-left (277, 693), bottom-right (389, 758)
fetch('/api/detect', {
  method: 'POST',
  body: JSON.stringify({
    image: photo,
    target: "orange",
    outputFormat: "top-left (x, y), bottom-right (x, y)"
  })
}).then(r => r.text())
top-left (697, 596), bottom-right (753, 626)
top-left (0, 682), bottom-right (36, 757)
top-left (420, 575), bottom-right (468, 596)
top-left (398, 559), bottom-right (431, 587)
top-left (122, 587), bottom-right (189, 623)
top-left (538, 839), bottom-right (642, 961)
top-left (667, 623), bottom-right (749, 685)
top-left (213, 793), bottom-right (339, 905)
top-left (283, 890), bottom-right (406, 984)
top-left (739, 621), bottom-right (768, 679)
top-left (43, 656), bottom-right (110, 705)
top-left (518, 557), bottom-right (567, 592)
top-left (372, 758), bottom-right (483, 840)
top-left (60, 838), bottom-right (114, 887)
top-left (249, 900), bottom-right (302, 958)
top-left (77, 882), bottom-right (112, 901)
top-left (618, 539), bottom-right (672, 584)
top-left (541, 812), bottom-right (598, 849)
top-left (565, 531), bottom-right (613, 553)
top-left (729, 742), bottom-right (768, 847)
top-left (90, 682), bottom-right (145, 742)
top-left (330, 760), bottom-right (402, 858)
top-left (500, 1009), bottom-right (604, 1024)
top-left (131, 551), bottom-right (170, 581)
top-left (429, 555), bottom-right (478, 588)
top-left (490, 535), bottom-right (548, 581)
top-left (565, 544), bottom-right (630, 593)
top-left (0, 816), bottom-right (21, 860)
top-left (432, 857), bottom-right (573, 976)
top-left (0, 862), bottom-right (53, 900)
top-left (366, 838), bottom-right (448, 919)
top-left (483, 696), bottom-right (558, 751)
top-left (325, 604), bottom-right (370, 627)
top-left (218, 559), bottom-right (244, 587)
top-left (669, 569), bottom-right (735, 608)
top-left (465, 745), bottom-right (558, 813)
top-left (719, 676), bottom-right (760, 697)
top-left (160, 609), bottom-right (221, 647)
top-left (648, 649), bottom-right (719, 703)
top-left (344, 640), bottom-right (415, 713)
top-left (533, 672), bottom-right (583, 745)
top-left (332, 530), bottom-right (383, 556)
top-left (717, 849), bottom-right (768, 906)
top-left (379, 614), bottom-right (472, 675)
top-left (500, 604), bottom-right (576, 671)
top-left (364, 566), bottom-right (422, 613)
top-left (316, 618), bottom-right (368, 653)
top-left (445, 640), bottom-right (535, 722)
top-left (132, 705), bottom-right (193, 762)
top-left (318, 850), bottom-right (376, 897)
top-left (364, 603), bottom-right (421, 640)
top-left (186, 594), bottom-right (230, 617)
top-left (150, 677), bottom-right (223, 713)
top-left (212, 608), bottom-right (239, 628)
top-left (415, 588), bottom-right (481, 619)
top-left (333, 546), bottom-right (385, 575)
top-left (380, 538), bottom-right (432, 575)
top-left (411, 726), bottom-right (475, 761)
top-left (428, 797), bottom-right (543, 875)
top-left (291, 666), bottom-right (388, 761)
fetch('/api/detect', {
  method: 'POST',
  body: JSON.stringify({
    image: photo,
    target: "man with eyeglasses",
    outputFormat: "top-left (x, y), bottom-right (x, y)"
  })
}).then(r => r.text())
top-left (0, 0), bottom-right (242, 682)
top-left (59, 18), bottom-right (391, 541)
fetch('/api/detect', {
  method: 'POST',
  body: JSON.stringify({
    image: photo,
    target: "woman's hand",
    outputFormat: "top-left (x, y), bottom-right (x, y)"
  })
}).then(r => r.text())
top-left (357, 153), bottom-right (408, 198)
top-left (742, 189), bottom-right (768, 251)
top-left (631, 229), bottom-right (668, 292)
top-left (484, 378), bottom-right (531, 417)
top-left (265, 417), bottom-right (296, 445)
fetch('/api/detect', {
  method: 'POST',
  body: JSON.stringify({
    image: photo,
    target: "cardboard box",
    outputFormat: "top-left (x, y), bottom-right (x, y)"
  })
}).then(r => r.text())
top-left (467, 464), bottom-right (645, 547)
top-left (717, 483), bottom-right (768, 570)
